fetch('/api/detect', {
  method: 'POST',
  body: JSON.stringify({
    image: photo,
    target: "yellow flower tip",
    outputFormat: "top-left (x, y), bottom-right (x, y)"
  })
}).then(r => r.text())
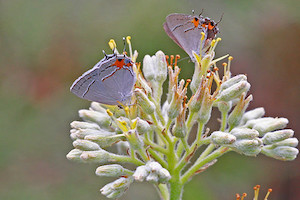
top-left (216, 37), bottom-right (222, 42)
top-left (201, 32), bottom-right (205, 40)
top-left (126, 36), bottom-right (131, 44)
top-left (109, 39), bottom-right (117, 50)
top-left (121, 120), bottom-right (127, 126)
top-left (222, 62), bottom-right (227, 67)
top-left (228, 56), bottom-right (233, 61)
top-left (268, 189), bottom-right (272, 193)
top-left (211, 39), bottom-right (216, 47)
top-left (106, 109), bottom-right (113, 117)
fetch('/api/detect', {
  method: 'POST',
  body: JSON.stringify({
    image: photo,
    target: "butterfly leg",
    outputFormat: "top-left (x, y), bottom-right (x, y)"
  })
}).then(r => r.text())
top-left (172, 21), bottom-right (190, 31)
top-left (184, 26), bottom-right (196, 32)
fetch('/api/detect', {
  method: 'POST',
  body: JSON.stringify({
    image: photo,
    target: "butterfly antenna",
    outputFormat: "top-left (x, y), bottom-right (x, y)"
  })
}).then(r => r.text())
top-left (192, 9), bottom-right (195, 15)
top-left (216, 13), bottom-right (224, 25)
top-left (199, 9), bottom-right (204, 17)
top-left (122, 37), bottom-right (127, 55)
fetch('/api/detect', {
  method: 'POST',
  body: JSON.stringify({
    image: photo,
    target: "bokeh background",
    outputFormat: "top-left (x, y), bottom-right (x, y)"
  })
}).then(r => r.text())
top-left (0, 0), bottom-right (299, 199)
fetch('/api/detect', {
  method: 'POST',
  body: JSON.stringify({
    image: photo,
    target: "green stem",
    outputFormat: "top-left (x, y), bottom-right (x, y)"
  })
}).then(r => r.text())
top-left (181, 147), bottom-right (230, 184)
top-left (157, 183), bottom-right (169, 200)
top-left (149, 95), bottom-right (166, 126)
top-left (148, 148), bottom-right (168, 169)
top-left (220, 110), bottom-right (228, 131)
top-left (169, 179), bottom-right (183, 200)
top-left (114, 154), bottom-right (144, 166)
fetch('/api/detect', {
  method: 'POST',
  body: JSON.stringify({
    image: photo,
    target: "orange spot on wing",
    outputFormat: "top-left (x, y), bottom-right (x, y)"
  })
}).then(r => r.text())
top-left (113, 59), bottom-right (125, 69)
top-left (191, 18), bottom-right (199, 27)
top-left (208, 23), bottom-right (214, 30)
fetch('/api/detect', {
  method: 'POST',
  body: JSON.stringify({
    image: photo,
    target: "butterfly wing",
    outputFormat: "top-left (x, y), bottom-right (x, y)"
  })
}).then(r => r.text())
top-left (70, 55), bottom-right (136, 105)
top-left (164, 13), bottom-right (204, 62)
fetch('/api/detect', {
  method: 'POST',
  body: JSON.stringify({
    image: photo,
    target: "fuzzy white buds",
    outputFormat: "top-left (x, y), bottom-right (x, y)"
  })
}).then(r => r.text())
top-left (133, 161), bottom-right (171, 184)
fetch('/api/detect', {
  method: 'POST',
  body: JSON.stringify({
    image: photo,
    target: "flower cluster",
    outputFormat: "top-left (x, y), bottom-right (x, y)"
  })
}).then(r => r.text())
top-left (67, 35), bottom-right (298, 200)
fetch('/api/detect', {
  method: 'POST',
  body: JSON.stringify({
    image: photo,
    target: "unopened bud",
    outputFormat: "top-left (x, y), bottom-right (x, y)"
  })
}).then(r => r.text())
top-left (96, 164), bottom-right (129, 177)
top-left (79, 109), bottom-right (111, 128)
top-left (262, 145), bottom-right (299, 161)
top-left (271, 138), bottom-right (298, 147)
top-left (85, 134), bottom-right (125, 148)
top-left (262, 129), bottom-right (294, 144)
top-left (211, 131), bottom-right (236, 145)
top-left (136, 118), bottom-right (151, 134)
top-left (73, 139), bottom-right (100, 151)
top-left (100, 177), bottom-right (133, 199)
top-left (66, 149), bottom-right (83, 161)
top-left (241, 107), bottom-right (265, 125)
top-left (155, 50), bottom-right (168, 83)
top-left (250, 117), bottom-right (289, 136)
top-left (220, 74), bottom-right (247, 90)
top-left (157, 168), bottom-right (171, 183)
top-left (230, 128), bottom-right (259, 139)
top-left (134, 88), bottom-right (155, 114)
top-left (216, 81), bottom-right (250, 102)
top-left (217, 101), bottom-right (232, 113)
top-left (70, 121), bottom-right (100, 130)
top-left (198, 88), bottom-right (214, 124)
top-left (231, 138), bottom-right (263, 156)
top-left (143, 55), bottom-right (156, 81)
top-left (80, 149), bottom-right (117, 164)
top-left (228, 94), bottom-right (253, 129)
top-left (90, 102), bottom-right (107, 113)
top-left (73, 128), bottom-right (115, 139)
top-left (133, 165), bottom-right (150, 182)
top-left (146, 173), bottom-right (159, 183)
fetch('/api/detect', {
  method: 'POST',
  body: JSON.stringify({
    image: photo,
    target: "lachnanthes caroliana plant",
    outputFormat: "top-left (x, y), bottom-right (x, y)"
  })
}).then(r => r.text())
top-left (67, 32), bottom-right (298, 200)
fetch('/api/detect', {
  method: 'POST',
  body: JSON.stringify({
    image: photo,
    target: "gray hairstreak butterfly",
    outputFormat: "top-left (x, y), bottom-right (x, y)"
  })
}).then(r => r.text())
top-left (163, 11), bottom-right (221, 62)
top-left (70, 53), bottom-right (136, 105)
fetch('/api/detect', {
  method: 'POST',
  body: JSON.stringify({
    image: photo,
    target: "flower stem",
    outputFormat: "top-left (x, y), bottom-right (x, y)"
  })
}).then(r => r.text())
top-left (181, 147), bottom-right (230, 184)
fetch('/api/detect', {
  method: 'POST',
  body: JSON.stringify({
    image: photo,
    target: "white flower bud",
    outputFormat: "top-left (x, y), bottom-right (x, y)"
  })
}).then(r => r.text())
top-left (79, 109), bottom-right (111, 128)
top-left (241, 107), bottom-right (265, 125)
top-left (73, 128), bottom-right (115, 139)
top-left (133, 165), bottom-right (150, 182)
top-left (231, 138), bottom-right (263, 156)
top-left (143, 55), bottom-right (156, 81)
top-left (70, 121), bottom-right (100, 130)
top-left (220, 74), bottom-right (247, 90)
top-left (262, 145), bottom-right (299, 161)
top-left (228, 94), bottom-right (252, 129)
top-left (217, 101), bottom-right (232, 113)
top-left (198, 88), bottom-right (214, 124)
top-left (89, 102), bottom-right (107, 113)
top-left (96, 164), bottom-right (129, 177)
top-left (216, 81), bottom-right (250, 102)
top-left (157, 168), bottom-right (171, 183)
top-left (80, 149), bottom-right (117, 164)
top-left (134, 88), bottom-right (155, 114)
top-left (73, 139), bottom-right (101, 151)
top-left (262, 129), bottom-right (294, 145)
top-left (155, 50), bottom-right (168, 83)
top-left (66, 149), bottom-right (83, 161)
top-left (230, 128), bottom-right (259, 139)
top-left (146, 172), bottom-right (159, 183)
top-left (211, 131), bottom-right (236, 145)
top-left (147, 161), bottom-right (163, 172)
top-left (84, 134), bottom-right (125, 148)
top-left (136, 118), bottom-right (151, 134)
top-left (100, 177), bottom-right (133, 199)
top-left (251, 117), bottom-right (289, 136)
top-left (271, 138), bottom-right (298, 147)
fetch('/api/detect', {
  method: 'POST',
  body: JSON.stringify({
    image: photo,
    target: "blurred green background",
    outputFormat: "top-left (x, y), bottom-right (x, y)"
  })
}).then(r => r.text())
top-left (0, 0), bottom-right (299, 199)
